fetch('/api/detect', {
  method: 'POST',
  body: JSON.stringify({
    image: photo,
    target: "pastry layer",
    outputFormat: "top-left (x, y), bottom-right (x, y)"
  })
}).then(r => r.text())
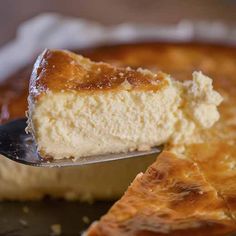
top-left (185, 142), bottom-right (236, 219)
top-left (86, 152), bottom-right (236, 236)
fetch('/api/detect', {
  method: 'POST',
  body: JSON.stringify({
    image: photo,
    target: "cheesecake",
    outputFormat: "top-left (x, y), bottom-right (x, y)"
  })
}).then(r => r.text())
top-left (0, 42), bottom-right (236, 202)
top-left (27, 49), bottom-right (222, 160)
top-left (86, 151), bottom-right (236, 236)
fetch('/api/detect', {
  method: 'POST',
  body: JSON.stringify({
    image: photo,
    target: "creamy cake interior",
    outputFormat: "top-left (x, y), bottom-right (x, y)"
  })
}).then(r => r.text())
top-left (0, 42), bottom-right (235, 201)
top-left (27, 49), bottom-right (222, 160)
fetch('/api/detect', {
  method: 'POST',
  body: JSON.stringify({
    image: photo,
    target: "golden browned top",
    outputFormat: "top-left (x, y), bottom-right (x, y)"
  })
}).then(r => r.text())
top-left (185, 142), bottom-right (236, 219)
top-left (1, 42), bottom-right (236, 123)
top-left (30, 49), bottom-right (168, 99)
top-left (87, 151), bottom-right (236, 236)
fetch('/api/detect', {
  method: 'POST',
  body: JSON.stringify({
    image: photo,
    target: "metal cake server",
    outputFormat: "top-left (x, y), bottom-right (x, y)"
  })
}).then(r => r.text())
top-left (0, 118), bottom-right (162, 167)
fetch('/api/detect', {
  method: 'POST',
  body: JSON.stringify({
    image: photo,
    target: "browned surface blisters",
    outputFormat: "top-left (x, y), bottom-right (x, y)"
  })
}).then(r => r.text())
top-left (168, 182), bottom-right (206, 210)
top-left (185, 142), bottom-right (236, 219)
top-left (89, 218), bottom-right (234, 236)
top-left (29, 49), bottom-right (168, 101)
top-left (87, 152), bottom-right (236, 236)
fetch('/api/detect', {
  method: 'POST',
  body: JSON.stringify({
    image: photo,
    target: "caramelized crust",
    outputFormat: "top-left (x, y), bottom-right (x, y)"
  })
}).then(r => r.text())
top-left (1, 42), bottom-right (236, 123)
top-left (87, 152), bottom-right (236, 236)
top-left (185, 142), bottom-right (236, 219)
top-left (30, 49), bottom-right (168, 100)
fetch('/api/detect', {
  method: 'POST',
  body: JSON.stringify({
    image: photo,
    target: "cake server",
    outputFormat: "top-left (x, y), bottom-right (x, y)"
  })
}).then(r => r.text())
top-left (0, 118), bottom-right (162, 167)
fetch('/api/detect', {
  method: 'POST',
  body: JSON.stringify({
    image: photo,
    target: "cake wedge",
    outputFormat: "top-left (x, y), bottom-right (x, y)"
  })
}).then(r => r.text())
top-left (27, 49), bottom-right (222, 160)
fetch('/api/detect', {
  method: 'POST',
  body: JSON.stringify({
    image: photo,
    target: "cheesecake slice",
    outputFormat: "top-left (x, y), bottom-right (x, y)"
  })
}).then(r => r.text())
top-left (86, 151), bottom-right (236, 236)
top-left (27, 49), bottom-right (222, 160)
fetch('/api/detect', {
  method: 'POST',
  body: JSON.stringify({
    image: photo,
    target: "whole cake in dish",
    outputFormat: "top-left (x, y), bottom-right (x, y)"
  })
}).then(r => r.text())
top-left (27, 49), bottom-right (222, 160)
top-left (0, 42), bottom-right (235, 201)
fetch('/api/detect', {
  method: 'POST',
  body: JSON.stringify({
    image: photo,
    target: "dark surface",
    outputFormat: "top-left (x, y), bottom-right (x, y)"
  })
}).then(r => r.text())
top-left (0, 200), bottom-right (113, 236)
top-left (0, 118), bottom-right (44, 167)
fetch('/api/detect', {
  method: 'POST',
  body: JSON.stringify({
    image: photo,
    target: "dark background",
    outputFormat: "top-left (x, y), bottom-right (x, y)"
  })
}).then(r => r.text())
top-left (0, 0), bottom-right (236, 47)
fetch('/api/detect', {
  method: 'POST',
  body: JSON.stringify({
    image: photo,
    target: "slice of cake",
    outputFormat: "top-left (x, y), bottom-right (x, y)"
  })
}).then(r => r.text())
top-left (27, 49), bottom-right (222, 160)
top-left (86, 151), bottom-right (236, 236)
